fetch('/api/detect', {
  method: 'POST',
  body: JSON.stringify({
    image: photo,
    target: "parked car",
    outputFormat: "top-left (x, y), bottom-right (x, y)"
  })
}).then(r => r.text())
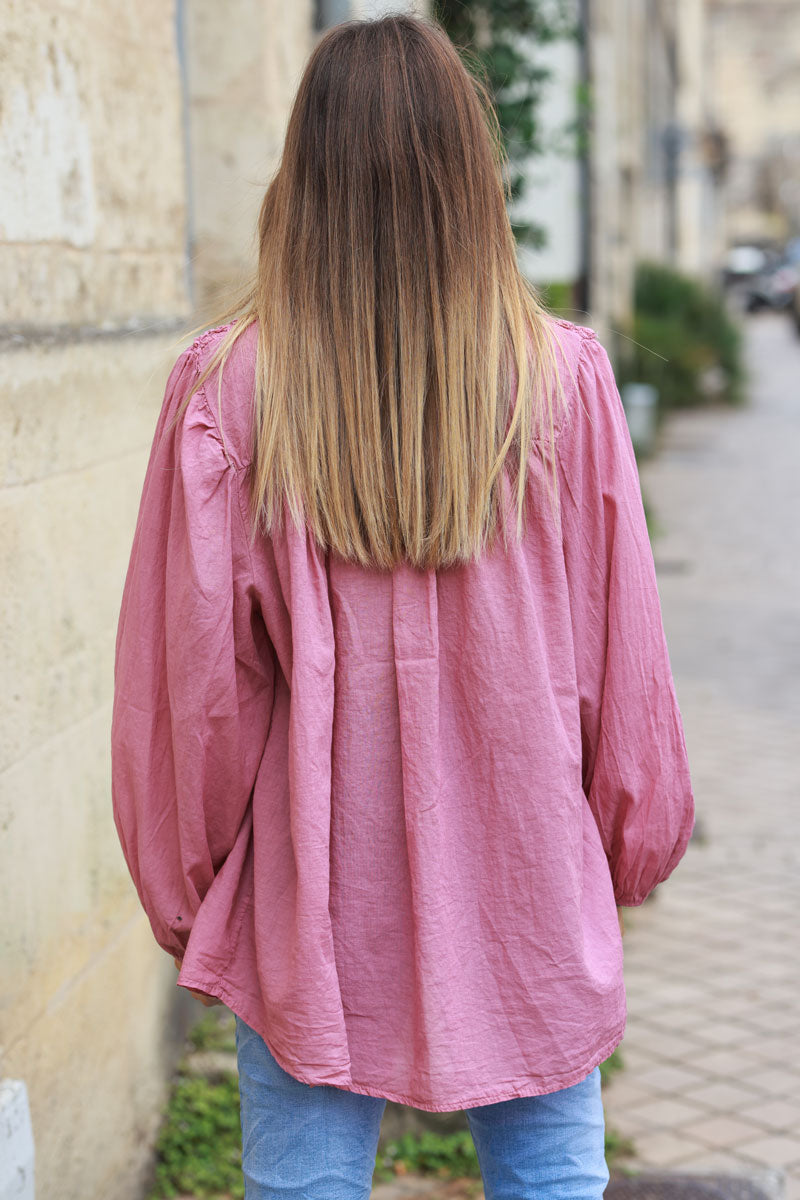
top-left (723, 242), bottom-right (771, 284)
top-left (744, 252), bottom-right (799, 312)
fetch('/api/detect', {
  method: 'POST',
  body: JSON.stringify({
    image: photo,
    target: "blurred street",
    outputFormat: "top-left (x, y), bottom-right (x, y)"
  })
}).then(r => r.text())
top-left (602, 310), bottom-right (800, 1194)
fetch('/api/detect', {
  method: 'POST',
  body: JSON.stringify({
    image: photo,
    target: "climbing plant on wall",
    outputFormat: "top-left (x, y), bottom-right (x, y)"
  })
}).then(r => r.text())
top-left (432, 0), bottom-right (578, 248)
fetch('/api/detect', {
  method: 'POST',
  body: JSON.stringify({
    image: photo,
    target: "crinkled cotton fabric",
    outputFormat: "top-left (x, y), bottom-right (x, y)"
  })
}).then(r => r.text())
top-left (111, 316), bottom-right (695, 1112)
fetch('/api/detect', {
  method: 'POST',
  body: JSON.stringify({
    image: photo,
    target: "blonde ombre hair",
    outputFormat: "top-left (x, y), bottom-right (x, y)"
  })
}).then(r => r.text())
top-left (171, 12), bottom-right (572, 571)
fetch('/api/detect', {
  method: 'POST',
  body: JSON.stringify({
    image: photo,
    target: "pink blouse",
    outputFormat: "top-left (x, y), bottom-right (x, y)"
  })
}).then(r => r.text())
top-left (111, 316), bottom-right (694, 1112)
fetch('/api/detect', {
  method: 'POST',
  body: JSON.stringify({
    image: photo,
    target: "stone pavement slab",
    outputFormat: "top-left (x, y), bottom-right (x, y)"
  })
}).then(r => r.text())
top-left (604, 1169), bottom-right (785, 1200)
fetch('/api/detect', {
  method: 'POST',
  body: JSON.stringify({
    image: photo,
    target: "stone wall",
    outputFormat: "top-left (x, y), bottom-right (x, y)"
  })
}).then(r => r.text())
top-left (183, 0), bottom-right (313, 314)
top-left (0, 1), bottom-right (189, 330)
top-left (0, 1), bottom-right (312, 1196)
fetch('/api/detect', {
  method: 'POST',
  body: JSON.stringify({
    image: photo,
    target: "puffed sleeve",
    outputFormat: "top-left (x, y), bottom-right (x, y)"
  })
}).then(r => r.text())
top-left (557, 332), bottom-right (695, 906)
top-left (111, 346), bottom-right (274, 958)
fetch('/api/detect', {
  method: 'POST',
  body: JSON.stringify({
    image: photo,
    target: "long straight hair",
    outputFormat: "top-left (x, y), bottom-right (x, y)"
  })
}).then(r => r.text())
top-left (173, 12), bottom-right (572, 571)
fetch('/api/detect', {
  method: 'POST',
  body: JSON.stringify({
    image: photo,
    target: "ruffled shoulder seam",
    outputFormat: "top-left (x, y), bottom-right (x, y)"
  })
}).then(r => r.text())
top-left (555, 324), bottom-right (610, 448)
top-left (184, 322), bottom-right (245, 472)
top-left (552, 316), bottom-right (599, 341)
top-left (536, 318), bottom-right (599, 450)
top-left (169, 334), bottom-right (240, 474)
top-left (192, 321), bottom-right (238, 353)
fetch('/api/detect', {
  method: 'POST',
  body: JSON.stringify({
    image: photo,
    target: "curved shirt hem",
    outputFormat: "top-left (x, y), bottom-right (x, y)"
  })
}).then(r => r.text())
top-left (177, 970), bottom-right (628, 1113)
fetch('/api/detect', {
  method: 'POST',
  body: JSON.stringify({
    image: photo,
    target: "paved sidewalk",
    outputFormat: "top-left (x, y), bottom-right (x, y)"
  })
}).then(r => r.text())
top-left (602, 311), bottom-right (800, 1195)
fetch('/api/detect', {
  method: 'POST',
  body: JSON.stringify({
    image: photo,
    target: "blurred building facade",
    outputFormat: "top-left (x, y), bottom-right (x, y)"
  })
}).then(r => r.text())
top-left (516, 0), bottom-right (726, 346)
top-left (707, 0), bottom-right (800, 245)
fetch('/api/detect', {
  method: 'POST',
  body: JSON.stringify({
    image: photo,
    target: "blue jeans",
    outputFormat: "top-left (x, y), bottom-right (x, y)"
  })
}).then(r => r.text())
top-left (234, 1014), bottom-right (610, 1199)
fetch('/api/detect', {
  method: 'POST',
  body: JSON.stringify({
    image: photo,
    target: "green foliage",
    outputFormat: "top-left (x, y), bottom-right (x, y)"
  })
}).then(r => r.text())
top-left (373, 1128), bottom-right (481, 1184)
top-left (433, 0), bottom-right (578, 247)
top-left (617, 260), bottom-right (746, 415)
top-left (604, 1126), bottom-right (637, 1161)
top-left (536, 278), bottom-right (574, 316)
top-left (599, 1046), bottom-right (624, 1087)
top-left (600, 1050), bottom-right (637, 1164)
top-left (187, 1009), bottom-right (237, 1054)
top-left (147, 1072), bottom-right (243, 1200)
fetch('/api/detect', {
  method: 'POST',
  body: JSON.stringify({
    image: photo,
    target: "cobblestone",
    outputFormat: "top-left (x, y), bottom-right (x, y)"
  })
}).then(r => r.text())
top-left (602, 310), bottom-right (800, 1197)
